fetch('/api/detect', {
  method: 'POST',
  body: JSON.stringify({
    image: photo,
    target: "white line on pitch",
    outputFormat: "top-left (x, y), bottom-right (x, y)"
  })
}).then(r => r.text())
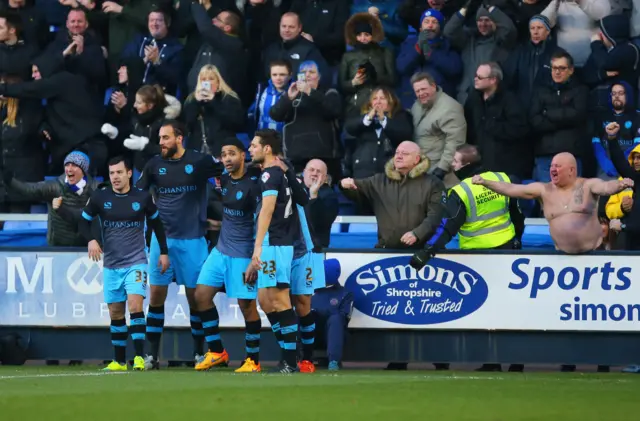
top-left (0, 372), bottom-right (131, 380)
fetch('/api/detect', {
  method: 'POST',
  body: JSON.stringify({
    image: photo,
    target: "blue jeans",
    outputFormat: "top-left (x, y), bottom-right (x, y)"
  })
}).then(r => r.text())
top-left (534, 157), bottom-right (582, 182)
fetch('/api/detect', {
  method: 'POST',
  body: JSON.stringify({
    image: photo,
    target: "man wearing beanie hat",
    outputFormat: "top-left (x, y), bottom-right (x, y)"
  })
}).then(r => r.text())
top-left (443, 2), bottom-right (516, 104)
top-left (397, 8), bottom-right (462, 105)
top-left (311, 258), bottom-right (353, 371)
top-left (3, 149), bottom-right (100, 247)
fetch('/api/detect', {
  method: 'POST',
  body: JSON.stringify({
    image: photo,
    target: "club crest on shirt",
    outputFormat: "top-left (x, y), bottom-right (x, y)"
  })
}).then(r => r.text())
top-left (236, 191), bottom-right (243, 200)
top-left (261, 172), bottom-right (270, 183)
top-left (222, 188), bottom-right (228, 196)
top-left (185, 164), bottom-right (193, 174)
top-left (132, 202), bottom-right (140, 211)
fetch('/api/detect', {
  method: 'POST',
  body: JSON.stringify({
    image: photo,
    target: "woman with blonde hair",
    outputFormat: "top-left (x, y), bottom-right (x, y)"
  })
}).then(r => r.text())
top-left (101, 84), bottom-right (181, 172)
top-left (344, 86), bottom-right (413, 180)
top-left (182, 65), bottom-right (245, 157)
top-left (0, 73), bottom-right (45, 213)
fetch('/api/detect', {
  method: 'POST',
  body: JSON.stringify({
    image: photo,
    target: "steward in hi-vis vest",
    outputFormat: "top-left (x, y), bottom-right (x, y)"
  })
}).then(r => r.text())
top-left (410, 144), bottom-right (525, 270)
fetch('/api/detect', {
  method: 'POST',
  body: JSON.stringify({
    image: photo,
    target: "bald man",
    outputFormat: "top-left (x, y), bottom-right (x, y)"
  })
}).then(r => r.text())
top-left (473, 152), bottom-right (634, 253)
top-left (341, 141), bottom-right (445, 249)
top-left (303, 159), bottom-right (339, 248)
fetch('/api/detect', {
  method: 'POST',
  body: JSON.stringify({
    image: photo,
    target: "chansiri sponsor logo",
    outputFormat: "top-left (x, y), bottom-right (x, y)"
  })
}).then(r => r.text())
top-left (157, 185), bottom-right (197, 194)
top-left (508, 258), bottom-right (638, 322)
top-left (344, 256), bottom-right (488, 325)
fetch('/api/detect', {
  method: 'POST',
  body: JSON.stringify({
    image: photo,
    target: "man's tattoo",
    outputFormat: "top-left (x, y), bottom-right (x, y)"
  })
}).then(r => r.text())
top-left (573, 183), bottom-right (584, 204)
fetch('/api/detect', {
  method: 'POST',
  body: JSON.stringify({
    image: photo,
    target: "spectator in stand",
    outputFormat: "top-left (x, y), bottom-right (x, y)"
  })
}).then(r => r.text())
top-left (97, 0), bottom-right (153, 81)
top-left (0, 73), bottom-right (44, 213)
top-left (582, 15), bottom-right (640, 111)
top-left (248, 59), bottom-right (292, 136)
top-left (541, 0), bottom-right (610, 68)
top-left (605, 144), bottom-right (638, 250)
top-left (303, 159), bottom-right (339, 247)
top-left (398, 0), bottom-right (467, 31)
top-left (0, 0), bottom-right (49, 49)
top-left (591, 82), bottom-right (640, 180)
top-left (102, 84), bottom-right (181, 172)
top-left (262, 12), bottom-right (330, 89)
top-left (529, 49), bottom-right (589, 181)
top-left (46, 8), bottom-right (106, 100)
top-left (443, 2), bottom-right (517, 105)
top-left (0, 10), bottom-right (38, 79)
top-left (187, 2), bottom-right (249, 105)
top-left (290, 0), bottom-right (350, 67)
top-left (396, 8), bottom-right (462, 108)
top-left (103, 64), bottom-right (137, 158)
top-left (410, 71), bottom-right (466, 188)
top-left (311, 258), bottom-right (353, 372)
top-left (3, 150), bottom-right (99, 246)
top-left (340, 140), bottom-right (445, 249)
top-left (241, 0), bottom-right (287, 88)
top-left (503, 14), bottom-right (555, 111)
top-left (182, 65), bottom-right (245, 157)
top-left (121, 8), bottom-right (183, 97)
top-left (269, 60), bottom-right (343, 180)
top-left (465, 62), bottom-right (529, 179)
top-left (0, 53), bottom-right (107, 175)
top-left (512, 0), bottom-right (551, 43)
top-left (344, 87), bottom-right (413, 180)
top-left (351, 0), bottom-right (408, 47)
top-left (606, 124), bottom-right (640, 251)
top-left (339, 12), bottom-right (396, 118)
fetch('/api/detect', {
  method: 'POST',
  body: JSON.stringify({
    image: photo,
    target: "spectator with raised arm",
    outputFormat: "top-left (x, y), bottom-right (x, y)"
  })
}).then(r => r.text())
top-left (303, 159), bottom-right (339, 248)
top-left (340, 140), bottom-right (445, 249)
top-left (443, 1), bottom-right (517, 105)
top-left (397, 8), bottom-right (462, 107)
top-left (339, 12), bottom-right (397, 117)
top-left (182, 65), bottom-right (245, 157)
top-left (541, 0), bottom-right (610, 68)
top-left (269, 60), bottom-right (343, 180)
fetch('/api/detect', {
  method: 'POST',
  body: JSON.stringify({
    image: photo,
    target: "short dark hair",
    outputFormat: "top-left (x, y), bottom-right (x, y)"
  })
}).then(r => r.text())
top-left (221, 137), bottom-right (246, 152)
top-left (269, 59), bottom-right (292, 75)
top-left (254, 129), bottom-right (282, 156)
top-left (160, 119), bottom-right (185, 138)
top-left (107, 155), bottom-right (131, 171)
top-left (68, 7), bottom-right (88, 20)
top-left (410, 71), bottom-right (436, 86)
top-left (0, 10), bottom-right (22, 37)
top-left (220, 10), bottom-right (241, 35)
top-left (456, 144), bottom-right (481, 165)
top-left (551, 48), bottom-right (574, 68)
top-left (148, 7), bottom-right (171, 26)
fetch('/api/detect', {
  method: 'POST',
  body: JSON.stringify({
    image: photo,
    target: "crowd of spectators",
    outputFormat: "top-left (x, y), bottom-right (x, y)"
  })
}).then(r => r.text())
top-left (0, 0), bottom-right (639, 251)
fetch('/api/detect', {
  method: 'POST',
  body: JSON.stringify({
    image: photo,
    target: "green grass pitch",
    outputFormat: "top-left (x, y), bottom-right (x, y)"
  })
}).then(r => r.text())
top-left (0, 366), bottom-right (638, 420)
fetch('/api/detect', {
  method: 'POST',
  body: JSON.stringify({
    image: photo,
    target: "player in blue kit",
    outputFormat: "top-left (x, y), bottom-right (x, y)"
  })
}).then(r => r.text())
top-left (79, 156), bottom-right (170, 372)
top-left (246, 129), bottom-right (301, 373)
top-left (136, 120), bottom-right (224, 368)
top-left (194, 137), bottom-right (263, 373)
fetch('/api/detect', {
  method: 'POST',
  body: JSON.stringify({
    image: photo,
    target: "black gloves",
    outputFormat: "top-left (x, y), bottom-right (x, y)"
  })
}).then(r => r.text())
top-left (432, 168), bottom-right (447, 180)
top-left (409, 246), bottom-right (436, 270)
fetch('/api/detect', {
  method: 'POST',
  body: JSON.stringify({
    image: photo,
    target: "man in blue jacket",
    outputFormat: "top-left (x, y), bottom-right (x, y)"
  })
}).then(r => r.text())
top-left (121, 8), bottom-right (183, 96)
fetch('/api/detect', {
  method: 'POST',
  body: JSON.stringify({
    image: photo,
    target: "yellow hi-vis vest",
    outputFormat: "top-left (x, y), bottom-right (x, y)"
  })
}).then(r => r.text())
top-left (450, 171), bottom-right (516, 249)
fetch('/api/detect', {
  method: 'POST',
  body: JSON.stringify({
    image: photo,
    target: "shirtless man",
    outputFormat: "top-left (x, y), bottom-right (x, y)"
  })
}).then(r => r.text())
top-left (472, 152), bottom-right (634, 254)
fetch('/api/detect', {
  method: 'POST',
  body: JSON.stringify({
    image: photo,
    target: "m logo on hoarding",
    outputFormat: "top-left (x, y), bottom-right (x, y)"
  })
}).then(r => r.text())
top-left (344, 256), bottom-right (489, 325)
top-left (5, 256), bottom-right (53, 293)
top-left (67, 257), bottom-right (103, 294)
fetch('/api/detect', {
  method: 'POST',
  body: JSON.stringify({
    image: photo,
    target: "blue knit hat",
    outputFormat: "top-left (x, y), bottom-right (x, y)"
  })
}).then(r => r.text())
top-left (420, 9), bottom-right (444, 28)
top-left (64, 151), bottom-right (90, 175)
top-left (529, 14), bottom-right (551, 32)
top-left (324, 258), bottom-right (341, 286)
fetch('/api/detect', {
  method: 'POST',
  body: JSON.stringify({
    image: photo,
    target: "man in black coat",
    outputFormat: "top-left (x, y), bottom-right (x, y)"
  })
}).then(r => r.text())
top-left (465, 61), bottom-right (529, 179)
top-left (302, 159), bottom-right (339, 248)
top-left (529, 49), bottom-right (589, 182)
top-left (0, 52), bottom-right (106, 174)
top-left (0, 9), bottom-right (39, 79)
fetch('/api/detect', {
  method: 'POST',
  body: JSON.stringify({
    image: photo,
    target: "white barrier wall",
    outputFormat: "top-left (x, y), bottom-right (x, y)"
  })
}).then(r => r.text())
top-left (1, 251), bottom-right (638, 331)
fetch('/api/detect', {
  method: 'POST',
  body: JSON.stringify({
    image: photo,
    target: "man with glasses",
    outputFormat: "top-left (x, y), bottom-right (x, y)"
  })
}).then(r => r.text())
top-left (464, 62), bottom-right (529, 179)
top-left (529, 49), bottom-right (589, 183)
